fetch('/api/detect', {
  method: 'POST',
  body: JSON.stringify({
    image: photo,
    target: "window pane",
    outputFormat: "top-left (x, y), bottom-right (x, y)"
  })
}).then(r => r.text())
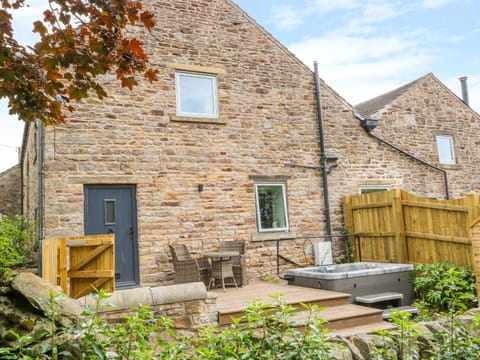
top-left (256, 185), bottom-right (287, 231)
top-left (360, 186), bottom-right (390, 194)
top-left (436, 136), bottom-right (455, 164)
top-left (104, 200), bottom-right (116, 225)
top-left (177, 73), bottom-right (217, 117)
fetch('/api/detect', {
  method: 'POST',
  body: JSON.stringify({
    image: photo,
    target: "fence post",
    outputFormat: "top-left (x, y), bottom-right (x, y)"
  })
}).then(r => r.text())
top-left (41, 238), bottom-right (57, 285)
top-left (465, 193), bottom-right (480, 224)
top-left (58, 238), bottom-right (68, 294)
top-left (343, 194), bottom-right (357, 261)
top-left (470, 218), bottom-right (480, 302)
top-left (391, 188), bottom-right (407, 263)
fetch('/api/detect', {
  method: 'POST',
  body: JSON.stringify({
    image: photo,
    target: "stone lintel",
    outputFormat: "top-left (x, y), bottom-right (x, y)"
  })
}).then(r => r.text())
top-left (167, 63), bottom-right (226, 75)
top-left (248, 175), bottom-right (291, 182)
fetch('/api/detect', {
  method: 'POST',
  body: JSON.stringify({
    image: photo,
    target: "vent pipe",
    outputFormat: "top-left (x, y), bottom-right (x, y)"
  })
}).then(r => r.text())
top-left (459, 76), bottom-right (470, 106)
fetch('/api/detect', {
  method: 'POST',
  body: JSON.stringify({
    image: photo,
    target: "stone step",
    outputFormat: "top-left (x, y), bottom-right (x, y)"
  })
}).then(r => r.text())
top-left (355, 292), bottom-right (403, 305)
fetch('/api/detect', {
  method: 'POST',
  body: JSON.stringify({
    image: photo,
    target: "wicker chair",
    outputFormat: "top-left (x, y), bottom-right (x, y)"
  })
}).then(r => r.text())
top-left (218, 240), bottom-right (247, 286)
top-left (169, 244), bottom-right (211, 286)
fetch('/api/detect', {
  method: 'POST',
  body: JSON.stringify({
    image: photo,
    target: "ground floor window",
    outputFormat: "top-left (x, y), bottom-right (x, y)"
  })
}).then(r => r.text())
top-left (359, 185), bottom-right (391, 194)
top-left (254, 183), bottom-right (289, 232)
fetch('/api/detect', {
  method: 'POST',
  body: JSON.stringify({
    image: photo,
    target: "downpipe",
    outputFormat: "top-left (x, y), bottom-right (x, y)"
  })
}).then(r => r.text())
top-left (314, 62), bottom-right (333, 240)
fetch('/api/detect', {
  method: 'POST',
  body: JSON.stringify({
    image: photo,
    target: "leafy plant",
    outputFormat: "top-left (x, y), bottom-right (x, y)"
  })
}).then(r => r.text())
top-left (372, 310), bottom-right (421, 360)
top-left (412, 261), bottom-right (477, 314)
top-left (1, 0), bottom-right (158, 125)
top-left (429, 312), bottom-right (480, 360)
top-left (193, 293), bottom-right (343, 359)
top-left (0, 291), bottom-right (347, 359)
top-left (0, 215), bottom-right (37, 281)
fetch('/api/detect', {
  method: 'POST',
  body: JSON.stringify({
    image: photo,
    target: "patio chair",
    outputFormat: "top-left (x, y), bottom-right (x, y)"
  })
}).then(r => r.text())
top-left (169, 244), bottom-right (211, 286)
top-left (218, 240), bottom-right (247, 286)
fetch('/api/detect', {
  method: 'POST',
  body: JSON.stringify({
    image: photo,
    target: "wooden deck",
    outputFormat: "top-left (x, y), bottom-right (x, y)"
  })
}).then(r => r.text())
top-left (211, 280), bottom-right (350, 313)
top-left (209, 281), bottom-right (395, 334)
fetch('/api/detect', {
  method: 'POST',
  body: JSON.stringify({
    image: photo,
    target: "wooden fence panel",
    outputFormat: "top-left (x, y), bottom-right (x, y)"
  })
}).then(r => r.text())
top-left (41, 234), bottom-right (115, 298)
top-left (343, 188), bottom-right (480, 269)
top-left (345, 190), bottom-right (398, 262)
top-left (470, 217), bottom-right (480, 298)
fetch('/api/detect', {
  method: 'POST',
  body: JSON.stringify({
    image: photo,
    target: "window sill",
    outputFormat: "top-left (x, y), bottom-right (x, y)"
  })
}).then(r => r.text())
top-left (170, 115), bottom-right (226, 125)
top-left (251, 232), bottom-right (296, 242)
top-left (438, 163), bottom-right (462, 170)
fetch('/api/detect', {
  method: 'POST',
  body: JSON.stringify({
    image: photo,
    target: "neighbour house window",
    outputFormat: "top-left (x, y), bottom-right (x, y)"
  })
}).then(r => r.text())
top-left (175, 72), bottom-right (218, 118)
top-left (255, 183), bottom-right (289, 232)
top-left (436, 135), bottom-right (455, 164)
top-left (359, 185), bottom-right (391, 194)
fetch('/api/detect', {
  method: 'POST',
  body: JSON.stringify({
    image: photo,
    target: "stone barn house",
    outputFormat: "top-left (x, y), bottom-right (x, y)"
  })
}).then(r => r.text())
top-left (20, 0), bottom-right (480, 288)
top-left (354, 73), bottom-right (480, 200)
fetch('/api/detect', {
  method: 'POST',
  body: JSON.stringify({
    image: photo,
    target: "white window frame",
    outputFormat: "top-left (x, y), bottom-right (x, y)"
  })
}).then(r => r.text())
top-left (254, 183), bottom-right (289, 233)
top-left (436, 135), bottom-right (455, 164)
top-left (359, 185), bottom-right (391, 194)
top-left (175, 71), bottom-right (218, 118)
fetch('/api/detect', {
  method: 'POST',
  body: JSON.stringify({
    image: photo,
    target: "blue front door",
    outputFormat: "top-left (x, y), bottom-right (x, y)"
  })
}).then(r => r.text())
top-left (84, 185), bottom-right (140, 288)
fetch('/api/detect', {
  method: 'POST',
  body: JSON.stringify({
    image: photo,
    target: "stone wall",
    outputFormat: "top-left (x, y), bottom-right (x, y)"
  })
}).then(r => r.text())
top-left (1, 273), bottom-right (216, 348)
top-left (90, 282), bottom-right (217, 331)
top-left (0, 165), bottom-right (21, 218)
top-left (37, 0), bottom-right (333, 285)
top-left (21, 123), bottom-right (39, 224)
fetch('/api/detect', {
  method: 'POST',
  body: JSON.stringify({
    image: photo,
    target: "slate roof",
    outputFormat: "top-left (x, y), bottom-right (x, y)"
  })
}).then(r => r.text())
top-left (354, 74), bottom-right (430, 118)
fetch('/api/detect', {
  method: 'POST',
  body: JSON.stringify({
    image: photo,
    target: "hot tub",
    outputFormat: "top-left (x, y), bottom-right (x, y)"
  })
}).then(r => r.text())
top-left (286, 262), bottom-right (414, 305)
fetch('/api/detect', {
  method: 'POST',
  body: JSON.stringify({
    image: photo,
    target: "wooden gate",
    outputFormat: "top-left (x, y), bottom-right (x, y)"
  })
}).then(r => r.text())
top-left (42, 234), bottom-right (115, 298)
top-left (343, 188), bottom-right (480, 268)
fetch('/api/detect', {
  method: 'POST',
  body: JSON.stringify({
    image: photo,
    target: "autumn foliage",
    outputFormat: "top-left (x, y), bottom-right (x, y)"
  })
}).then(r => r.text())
top-left (0, 0), bottom-right (158, 125)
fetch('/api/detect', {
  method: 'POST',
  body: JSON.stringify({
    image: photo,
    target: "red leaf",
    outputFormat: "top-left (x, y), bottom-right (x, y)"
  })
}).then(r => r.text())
top-left (43, 9), bottom-right (55, 25)
top-left (33, 20), bottom-right (47, 36)
top-left (121, 76), bottom-right (137, 90)
top-left (144, 69), bottom-right (159, 83)
top-left (140, 11), bottom-right (155, 31)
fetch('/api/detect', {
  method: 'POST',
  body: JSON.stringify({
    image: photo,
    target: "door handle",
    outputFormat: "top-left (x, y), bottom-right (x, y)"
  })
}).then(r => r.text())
top-left (129, 227), bottom-right (134, 240)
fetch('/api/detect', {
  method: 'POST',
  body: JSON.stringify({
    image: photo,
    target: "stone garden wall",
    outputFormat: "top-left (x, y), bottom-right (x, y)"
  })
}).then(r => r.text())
top-left (0, 165), bottom-right (21, 218)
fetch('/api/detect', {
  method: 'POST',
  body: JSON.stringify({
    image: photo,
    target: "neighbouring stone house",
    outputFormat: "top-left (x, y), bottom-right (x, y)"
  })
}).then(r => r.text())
top-left (354, 73), bottom-right (480, 199)
top-left (20, 0), bottom-right (480, 288)
top-left (0, 165), bottom-right (21, 219)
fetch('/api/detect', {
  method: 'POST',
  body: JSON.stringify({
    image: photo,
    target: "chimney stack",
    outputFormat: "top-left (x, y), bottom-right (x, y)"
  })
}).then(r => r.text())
top-left (459, 76), bottom-right (470, 106)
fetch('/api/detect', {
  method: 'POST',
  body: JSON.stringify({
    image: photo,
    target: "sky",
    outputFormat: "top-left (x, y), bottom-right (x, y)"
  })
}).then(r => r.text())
top-left (1, 0), bottom-right (480, 172)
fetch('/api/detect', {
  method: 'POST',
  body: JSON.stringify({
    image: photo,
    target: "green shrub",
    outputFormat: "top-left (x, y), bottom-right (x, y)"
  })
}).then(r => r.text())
top-left (428, 312), bottom-right (480, 360)
top-left (373, 310), bottom-right (421, 360)
top-left (192, 293), bottom-right (342, 359)
top-left (412, 261), bottom-right (477, 314)
top-left (372, 309), bottom-right (480, 360)
top-left (0, 291), bottom-right (347, 359)
top-left (0, 215), bottom-right (37, 280)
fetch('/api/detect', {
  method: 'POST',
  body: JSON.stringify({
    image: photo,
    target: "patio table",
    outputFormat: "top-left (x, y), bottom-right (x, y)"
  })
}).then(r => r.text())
top-left (205, 251), bottom-right (239, 291)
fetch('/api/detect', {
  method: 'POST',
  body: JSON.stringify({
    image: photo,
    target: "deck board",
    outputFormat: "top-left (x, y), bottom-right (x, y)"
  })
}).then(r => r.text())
top-left (211, 281), bottom-right (350, 315)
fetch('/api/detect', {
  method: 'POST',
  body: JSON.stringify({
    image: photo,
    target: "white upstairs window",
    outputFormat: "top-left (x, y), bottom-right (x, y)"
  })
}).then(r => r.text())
top-left (176, 72), bottom-right (218, 118)
top-left (436, 135), bottom-right (455, 164)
